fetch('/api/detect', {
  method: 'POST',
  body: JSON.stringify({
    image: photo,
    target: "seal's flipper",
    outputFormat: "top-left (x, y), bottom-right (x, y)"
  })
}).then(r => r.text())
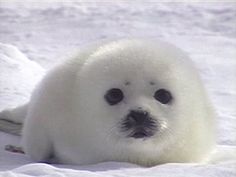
top-left (0, 103), bottom-right (27, 135)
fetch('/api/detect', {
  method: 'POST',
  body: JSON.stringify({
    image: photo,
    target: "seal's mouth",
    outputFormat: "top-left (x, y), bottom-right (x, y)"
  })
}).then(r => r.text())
top-left (129, 129), bottom-right (154, 139)
top-left (132, 132), bottom-right (147, 138)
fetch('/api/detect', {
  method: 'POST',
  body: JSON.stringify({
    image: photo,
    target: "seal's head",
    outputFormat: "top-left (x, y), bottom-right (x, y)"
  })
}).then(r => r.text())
top-left (76, 39), bottom-right (215, 165)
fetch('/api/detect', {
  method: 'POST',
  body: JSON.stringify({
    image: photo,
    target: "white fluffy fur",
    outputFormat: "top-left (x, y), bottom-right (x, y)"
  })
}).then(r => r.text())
top-left (21, 39), bottom-right (216, 166)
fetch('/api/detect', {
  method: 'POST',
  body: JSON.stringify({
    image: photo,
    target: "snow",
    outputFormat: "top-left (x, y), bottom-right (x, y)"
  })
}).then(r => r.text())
top-left (0, 1), bottom-right (235, 176)
top-left (0, 43), bottom-right (45, 109)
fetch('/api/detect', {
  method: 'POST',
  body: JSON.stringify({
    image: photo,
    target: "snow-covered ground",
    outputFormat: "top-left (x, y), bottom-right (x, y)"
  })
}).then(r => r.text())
top-left (0, 1), bottom-right (235, 177)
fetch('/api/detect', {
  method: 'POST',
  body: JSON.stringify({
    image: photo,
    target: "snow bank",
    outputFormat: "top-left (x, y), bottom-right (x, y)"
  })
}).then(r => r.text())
top-left (0, 43), bottom-right (45, 110)
top-left (0, 161), bottom-right (236, 177)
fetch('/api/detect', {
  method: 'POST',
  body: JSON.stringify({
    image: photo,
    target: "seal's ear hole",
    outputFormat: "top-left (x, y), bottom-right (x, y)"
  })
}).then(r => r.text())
top-left (104, 88), bottom-right (124, 105)
top-left (154, 89), bottom-right (172, 104)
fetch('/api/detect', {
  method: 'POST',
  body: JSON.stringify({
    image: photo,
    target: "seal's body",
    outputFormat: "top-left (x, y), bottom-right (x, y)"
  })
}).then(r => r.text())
top-left (21, 39), bottom-right (215, 166)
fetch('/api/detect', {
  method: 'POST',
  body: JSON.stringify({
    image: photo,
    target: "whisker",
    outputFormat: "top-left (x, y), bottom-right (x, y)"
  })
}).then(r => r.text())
top-left (104, 124), bottom-right (119, 141)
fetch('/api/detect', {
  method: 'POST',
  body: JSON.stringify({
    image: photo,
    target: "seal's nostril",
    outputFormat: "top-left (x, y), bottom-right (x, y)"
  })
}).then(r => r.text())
top-left (128, 110), bottom-right (149, 124)
top-left (130, 115), bottom-right (141, 123)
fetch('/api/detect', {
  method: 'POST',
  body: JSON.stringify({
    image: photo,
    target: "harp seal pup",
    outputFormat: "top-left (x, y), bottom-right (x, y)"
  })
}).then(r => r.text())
top-left (21, 39), bottom-right (216, 166)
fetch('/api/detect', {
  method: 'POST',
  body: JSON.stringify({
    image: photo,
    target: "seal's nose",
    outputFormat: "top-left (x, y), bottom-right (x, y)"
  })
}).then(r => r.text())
top-left (128, 110), bottom-right (149, 124)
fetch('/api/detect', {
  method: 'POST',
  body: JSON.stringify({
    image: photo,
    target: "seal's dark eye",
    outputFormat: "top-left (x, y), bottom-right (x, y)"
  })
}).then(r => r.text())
top-left (154, 89), bottom-right (172, 104)
top-left (104, 88), bottom-right (124, 105)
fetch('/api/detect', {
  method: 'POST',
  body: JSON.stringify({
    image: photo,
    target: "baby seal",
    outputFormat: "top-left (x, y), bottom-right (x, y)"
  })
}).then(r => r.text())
top-left (12, 39), bottom-right (218, 166)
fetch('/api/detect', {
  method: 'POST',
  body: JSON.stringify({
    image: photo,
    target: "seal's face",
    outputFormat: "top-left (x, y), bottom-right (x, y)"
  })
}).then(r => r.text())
top-left (104, 87), bottom-right (173, 139)
top-left (77, 40), bottom-right (198, 145)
